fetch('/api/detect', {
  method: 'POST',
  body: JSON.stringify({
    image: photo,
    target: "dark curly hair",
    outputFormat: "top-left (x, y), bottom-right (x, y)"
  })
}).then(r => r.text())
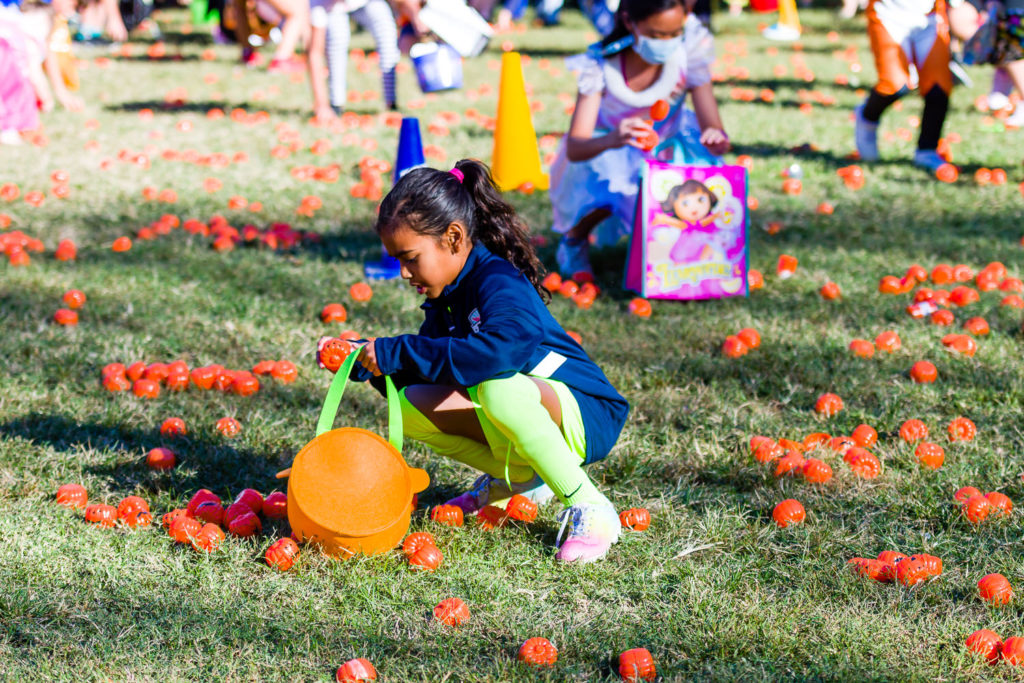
top-left (375, 159), bottom-right (549, 301)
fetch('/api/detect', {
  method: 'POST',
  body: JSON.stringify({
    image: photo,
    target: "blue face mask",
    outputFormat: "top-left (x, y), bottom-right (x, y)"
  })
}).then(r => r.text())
top-left (633, 34), bottom-right (682, 64)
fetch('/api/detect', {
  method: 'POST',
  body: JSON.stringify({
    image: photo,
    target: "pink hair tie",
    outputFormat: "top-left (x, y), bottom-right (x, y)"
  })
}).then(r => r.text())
top-left (449, 167), bottom-right (464, 183)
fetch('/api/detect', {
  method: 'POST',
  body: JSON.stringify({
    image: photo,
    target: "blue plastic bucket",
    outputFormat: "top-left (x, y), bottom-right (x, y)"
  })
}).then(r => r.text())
top-left (410, 42), bottom-right (463, 93)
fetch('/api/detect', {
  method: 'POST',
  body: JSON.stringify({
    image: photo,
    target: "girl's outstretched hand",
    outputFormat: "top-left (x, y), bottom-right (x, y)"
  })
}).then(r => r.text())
top-left (700, 128), bottom-right (730, 155)
top-left (612, 117), bottom-right (653, 150)
top-left (356, 339), bottom-right (382, 377)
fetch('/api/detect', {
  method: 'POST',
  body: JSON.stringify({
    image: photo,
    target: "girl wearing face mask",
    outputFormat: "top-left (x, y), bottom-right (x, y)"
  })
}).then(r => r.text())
top-left (548, 0), bottom-right (728, 280)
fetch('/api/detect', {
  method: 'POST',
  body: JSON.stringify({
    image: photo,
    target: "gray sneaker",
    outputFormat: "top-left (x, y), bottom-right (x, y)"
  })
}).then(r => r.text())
top-left (556, 236), bottom-right (593, 279)
top-left (854, 104), bottom-right (879, 161)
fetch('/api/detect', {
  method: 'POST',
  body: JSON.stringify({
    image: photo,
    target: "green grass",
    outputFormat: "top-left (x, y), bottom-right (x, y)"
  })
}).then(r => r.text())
top-left (2, 6), bottom-right (1024, 681)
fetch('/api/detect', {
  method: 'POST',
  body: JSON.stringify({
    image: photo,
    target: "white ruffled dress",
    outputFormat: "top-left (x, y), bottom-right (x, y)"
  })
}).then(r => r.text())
top-left (549, 14), bottom-right (717, 247)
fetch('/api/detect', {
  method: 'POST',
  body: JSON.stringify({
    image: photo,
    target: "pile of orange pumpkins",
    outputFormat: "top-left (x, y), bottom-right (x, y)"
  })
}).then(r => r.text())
top-left (99, 358), bottom-right (296, 398)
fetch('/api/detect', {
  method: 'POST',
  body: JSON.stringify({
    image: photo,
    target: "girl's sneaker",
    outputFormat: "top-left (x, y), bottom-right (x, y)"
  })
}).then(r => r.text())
top-left (913, 149), bottom-right (947, 173)
top-left (1005, 106), bottom-right (1024, 129)
top-left (554, 501), bottom-right (620, 563)
top-left (445, 473), bottom-right (554, 514)
top-left (854, 104), bottom-right (879, 161)
top-left (556, 235), bottom-right (592, 279)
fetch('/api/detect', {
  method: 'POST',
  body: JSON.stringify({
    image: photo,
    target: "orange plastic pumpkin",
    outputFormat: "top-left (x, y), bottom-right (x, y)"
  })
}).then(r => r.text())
top-left (116, 496), bottom-right (149, 518)
top-left (160, 417), bottom-right (187, 437)
top-left (986, 492), bottom-right (1013, 516)
top-left (335, 658), bottom-right (377, 682)
top-left (772, 499), bottom-right (806, 528)
top-left (896, 558), bottom-right (930, 586)
top-left (848, 451), bottom-right (881, 479)
top-left (802, 458), bottom-right (833, 484)
top-left (619, 507), bottom-right (651, 531)
top-left (433, 597), bottom-right (471, 626)
top-left (849, 339), bottom-right (875, 358)
top-left (848, 558), bottom-right (892, 582)
top-left (133, 379), bottom-right (160, 399)
top-left (265, 537), bottom-right (301, 570)
top-left (877, 550), bottom-right (908, 566)
top-left (736, 328), bottom-right (761, 349)
top-left (774, 452), bottom-right (806, 478)
top-left (517, 637), bottom-right (558, 667)
top-left (814, 393), bottom-right (843, 417)
top-left (820, 282), bottom-right (841, 300)
top-left (192, 523), bottom-right (225, 552)
top-left (618, 647), bottom-right (657, 682)
top-left (978, 573), bottom-right (1013, 605)
top-left (954, 486), bottom-right (982, 503)
top-left (321, 303), bottom-right (348, 323)
top-left (146, 447), bottom-right (176, 470)
top-left (899, 419), bottom-right (929, 442)
top-left (216, 417), bottom-right (241, 437)
top-left (874, 330), bottom-right (901, 353)
top-left (966, 628), bottom-right (1002, 662)
top-left (56, 483), bottom-right (88, 508)
top-left (476, 505), bottom-right (509, 530)
top-left (407, 543), bottom-right (443, 571)
top-left (1002, 637), bottom-right (1024, 665)
top-left (909, 361), bottom-right (937, 383)
top-left (851, 424), bottom-right (877, 448)
top-left (722, 336), bottom-right (749, 358)
top-left (190, 366), bottom-right (217, 390)
top-left (947, 417), bottom-right (976, 442)
top-left (271, 360), bottom-right (297, 383)
top-left (964, 317), bottom-right (990, 336)
top-left (85, 504), bottom-right (117, 527)
top-left (628, 298), bottom-right (652, 317)
top-left (401, 532), bottom-right (436, 557)
top-left (753, 440), bottom-right (784, 464)
top-left (62, 289), bottom-right (86, 309)
top-left (349, 282), bottom-right (373, 302)
top-left (162, 508), bottom-right (189, 528)
top-left (430, 504), bottom-right (465, 527)
top-left (169, 516), bottom-right (202, 543)
top-left (506, 494), bottom-right (539, 523)
top-left (915, 442), bottom-right (945, 469)
top-left (910, 553), bottom-right (943, 577)
top-left (963, 495), bottom-right (992, 523)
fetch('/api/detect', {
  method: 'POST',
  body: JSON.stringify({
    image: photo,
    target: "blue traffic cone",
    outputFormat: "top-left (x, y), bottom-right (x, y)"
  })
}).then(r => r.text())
top-left (365, 118), bottom-right (426, 280)
top-left (394, 117), bottom-right (426, 183)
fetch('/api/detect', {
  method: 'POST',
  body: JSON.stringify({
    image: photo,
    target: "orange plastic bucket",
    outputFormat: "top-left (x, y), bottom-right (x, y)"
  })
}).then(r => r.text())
top-left (282, 351), bottom-right (429, 558)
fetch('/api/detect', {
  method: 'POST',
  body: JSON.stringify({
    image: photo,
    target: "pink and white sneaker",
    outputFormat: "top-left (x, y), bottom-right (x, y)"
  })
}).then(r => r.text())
top-left (554, 502), bottom-right (620, 563)
top-left (445, 474), bottom-right (553, 515)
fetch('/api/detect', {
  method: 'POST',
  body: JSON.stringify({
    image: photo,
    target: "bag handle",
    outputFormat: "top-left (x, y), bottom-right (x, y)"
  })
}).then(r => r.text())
top-left (315, 349), bottom-right (403, 452)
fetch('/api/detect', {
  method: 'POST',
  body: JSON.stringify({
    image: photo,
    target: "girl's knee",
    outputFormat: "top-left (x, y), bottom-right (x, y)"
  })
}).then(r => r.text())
top-left (475, 375), bottom-right (538, 425)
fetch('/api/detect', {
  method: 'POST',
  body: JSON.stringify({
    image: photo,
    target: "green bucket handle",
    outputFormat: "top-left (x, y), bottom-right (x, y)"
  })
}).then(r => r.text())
top-left (315, 348), bottom-right (403, 452)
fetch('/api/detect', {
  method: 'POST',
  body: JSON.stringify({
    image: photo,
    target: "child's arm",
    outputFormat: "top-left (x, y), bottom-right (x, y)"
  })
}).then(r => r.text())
top-left (566, 91), bottom-right (649, 162)
top-left (651, 215), bottom-right (685, 229)
top-left (307, 25), bottom-right (333, 121)
top-left (43, 50), bottom-right (82, 111)
top-left (358, 274), bottom-right (545, 387)
top-left (689, 82), bottom-right (730, 155)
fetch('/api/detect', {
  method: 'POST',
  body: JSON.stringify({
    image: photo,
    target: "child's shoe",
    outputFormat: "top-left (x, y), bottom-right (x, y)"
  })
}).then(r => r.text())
top-left (554, 501), bottom-right (620, 563)
top-left (854, 104), bottom-right (879, 161)
top-left (556, 235), bottom-right (592, 279)
top-left (445, 473), bottom-right (554, 515)
top-left (1005, 106), bottom-right (1024, 129)
top-left (913, 149), bottom-right (947, 173)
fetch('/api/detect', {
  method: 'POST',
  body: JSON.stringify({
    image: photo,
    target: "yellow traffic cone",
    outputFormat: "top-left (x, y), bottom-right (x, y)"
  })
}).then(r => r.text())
top-left (491, 52), bottom-right (549, 192)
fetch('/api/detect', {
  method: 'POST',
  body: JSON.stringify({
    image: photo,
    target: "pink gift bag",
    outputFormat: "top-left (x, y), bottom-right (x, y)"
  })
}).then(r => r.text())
top-left (625, 159), bottom-right (749, 300)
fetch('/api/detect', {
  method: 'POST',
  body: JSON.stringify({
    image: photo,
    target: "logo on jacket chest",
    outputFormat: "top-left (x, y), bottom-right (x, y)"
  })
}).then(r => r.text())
top-left (468, 308), bottom-right (481, 332)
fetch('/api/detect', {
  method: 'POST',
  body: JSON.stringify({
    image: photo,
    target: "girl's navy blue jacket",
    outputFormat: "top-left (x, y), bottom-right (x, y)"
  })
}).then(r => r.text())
top-left (353, 242), bottom-right (629, 464)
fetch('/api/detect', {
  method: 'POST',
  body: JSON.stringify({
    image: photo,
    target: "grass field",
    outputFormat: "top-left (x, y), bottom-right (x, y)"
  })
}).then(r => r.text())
top-left (2, 5), bottom-right (1024, 680)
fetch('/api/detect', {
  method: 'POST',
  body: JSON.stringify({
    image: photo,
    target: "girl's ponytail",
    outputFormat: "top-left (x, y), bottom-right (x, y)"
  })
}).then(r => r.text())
top-left (375, 159), bottom-right (550, 302)
top-left (453, 160), bottom-right (547, 301)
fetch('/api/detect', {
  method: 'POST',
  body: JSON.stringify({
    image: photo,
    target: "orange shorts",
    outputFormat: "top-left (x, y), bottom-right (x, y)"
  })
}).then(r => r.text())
top-left (866, 0), bottom-right (952, 96)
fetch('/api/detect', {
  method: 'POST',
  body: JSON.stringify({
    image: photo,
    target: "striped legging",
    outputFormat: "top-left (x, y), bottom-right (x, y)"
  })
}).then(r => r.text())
top-left (325, 0), bottom-right (399, 109)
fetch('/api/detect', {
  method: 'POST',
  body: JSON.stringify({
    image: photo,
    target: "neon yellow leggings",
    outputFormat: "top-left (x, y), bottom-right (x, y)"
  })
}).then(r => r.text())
top-left (399, 373), bottom-right (604, 507)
